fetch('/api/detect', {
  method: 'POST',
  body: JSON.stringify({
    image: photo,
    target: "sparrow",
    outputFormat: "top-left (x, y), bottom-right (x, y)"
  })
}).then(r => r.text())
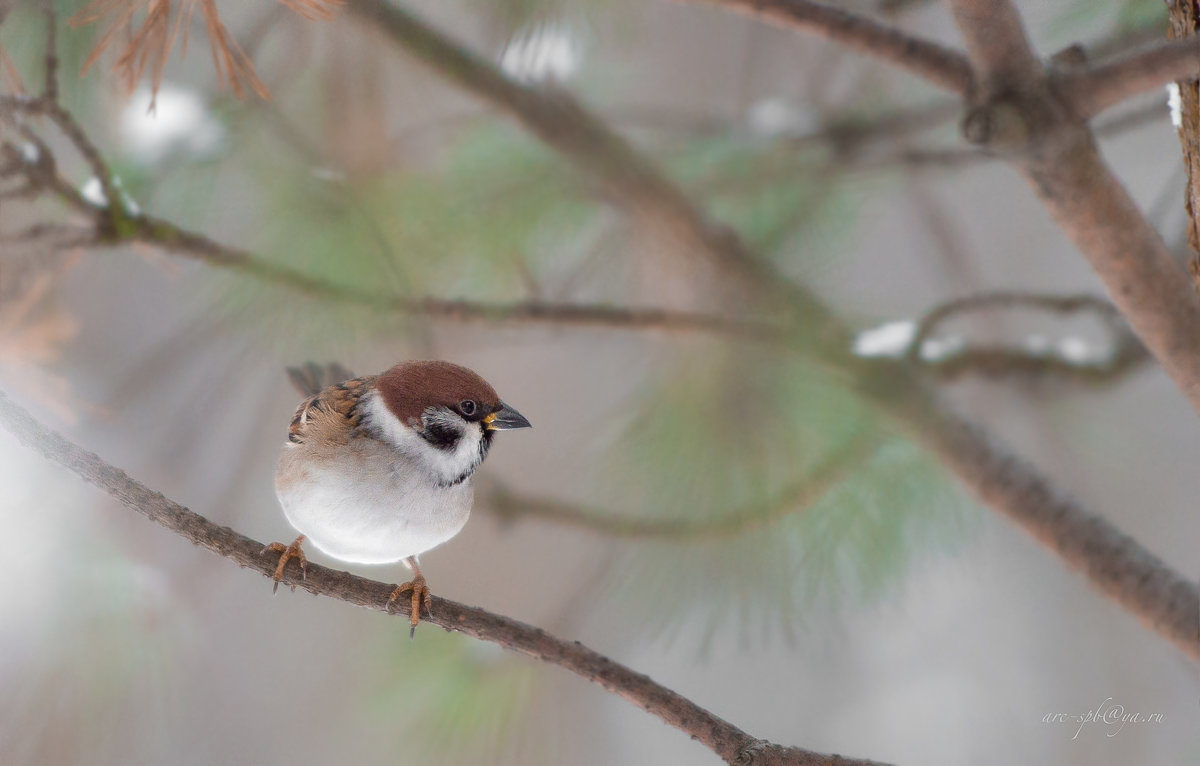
top-left (263, 360), bottom-right (531, 635)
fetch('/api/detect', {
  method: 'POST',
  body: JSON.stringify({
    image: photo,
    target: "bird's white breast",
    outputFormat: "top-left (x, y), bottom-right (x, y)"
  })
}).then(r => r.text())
top-left (275, 394), bottom-right (476, 565)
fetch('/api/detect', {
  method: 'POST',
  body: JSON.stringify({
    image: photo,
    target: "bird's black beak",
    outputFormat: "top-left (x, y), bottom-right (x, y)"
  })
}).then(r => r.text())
top-left (484, 402), bottom-right (532, 431)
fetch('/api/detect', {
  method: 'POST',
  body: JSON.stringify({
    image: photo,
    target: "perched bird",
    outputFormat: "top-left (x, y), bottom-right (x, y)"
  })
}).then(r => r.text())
top-left (264, 360), bottom-right (531, 635)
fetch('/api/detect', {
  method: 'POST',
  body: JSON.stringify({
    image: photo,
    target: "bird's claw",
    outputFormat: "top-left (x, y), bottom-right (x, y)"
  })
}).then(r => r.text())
top-left (262, 535), bottom-right (307, 594)
top-left (387, 575), bottom-right (433, 638)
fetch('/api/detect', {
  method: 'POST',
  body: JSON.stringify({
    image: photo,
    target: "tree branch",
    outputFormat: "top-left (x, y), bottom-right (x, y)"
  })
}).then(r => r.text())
top-left (41, 0), bottom-right (58, 103)
top-left (0, 390), bottom-right (886, 766)
top-left (1019, 124), bottom-right (1200, 408)
top-left (129, 214), bottom-right (789, 341)
top-left (927, 0), bottom-right (1200, 411)
top-left (0, 100), bottom-right (789, 345)
top-left (341, 0), bottom-right (848, 337)
top-left (855, 368), bottom-right (1200, 661)
top-left (694, 0), bottom-right (972, 95)
top-left (906, 291), bottom-right (1151, 385)
top-left (488, 431), bottom-right (880, 539)
top-left (943, 0), bottom-right (1040, 89)
top-left (1067, 36), bottom-right (1200, 119)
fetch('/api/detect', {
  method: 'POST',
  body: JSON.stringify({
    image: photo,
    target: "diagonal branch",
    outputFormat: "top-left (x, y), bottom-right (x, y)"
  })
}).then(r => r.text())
top-left (855, 366), bottom-right (1200, 661)
top-left (0, 390), bottom-right (887, 766)
top-left (341, 0), bottom-right (846, 337)
top-left (694, 0), bottom-right (972, 95)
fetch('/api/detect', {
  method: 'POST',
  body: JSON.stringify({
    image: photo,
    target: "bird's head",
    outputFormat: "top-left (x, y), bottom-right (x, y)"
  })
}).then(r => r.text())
top-left (371, 360), bottom-right (531, 485)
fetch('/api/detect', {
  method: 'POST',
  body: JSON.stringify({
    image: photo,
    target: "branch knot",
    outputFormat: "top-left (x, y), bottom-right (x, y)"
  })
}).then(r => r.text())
top-left (734, 738), bottom-right (773, 765)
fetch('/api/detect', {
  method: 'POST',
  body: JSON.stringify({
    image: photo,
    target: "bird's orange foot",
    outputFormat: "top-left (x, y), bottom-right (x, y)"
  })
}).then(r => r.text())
top-left (262, 534), bottom-right (307, 594)
top-left (387, 575), bottom-right (433, 638)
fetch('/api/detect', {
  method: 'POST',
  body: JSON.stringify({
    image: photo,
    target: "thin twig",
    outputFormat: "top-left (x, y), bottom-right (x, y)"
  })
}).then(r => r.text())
top-left (0, 390), bottom-right (887, 766)
top-left (42, 0), bottom-right (58, 103)
top-left (909, 291), bottom-right (1119, 356)
top-left (920, 344), bottom-right (1149, 384)
top-left (694, 0), bottom-right (972, 95)
top-left (488, 431), bottom-right (880, 539)
top-left (905, 292), bottom-right (1150, 384)
top-left (124, 213), bottom-right (791, 341)
top-left (39, 102), bottom-right (124, 225)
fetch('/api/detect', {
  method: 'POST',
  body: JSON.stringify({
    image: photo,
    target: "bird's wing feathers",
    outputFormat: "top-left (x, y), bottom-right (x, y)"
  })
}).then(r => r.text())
top-left (287, 374), bottom-right (377, 446)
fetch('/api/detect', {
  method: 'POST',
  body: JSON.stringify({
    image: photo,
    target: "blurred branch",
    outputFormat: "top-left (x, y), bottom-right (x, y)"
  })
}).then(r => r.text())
top-left (907, 292), bottom-right (1151, 385)
top-left (944, 0), bottom-right (1040, 86)
top-left (0, 390), bottom-right (887, 766)
top-left (488, 431), bottom-right (880, 539)
top-left (342, 0), bottom-right (845, 331)
top-left (855, 99), bottom-right (1169, 173)
top-left (41, 0), bottom-right (57, 102)
top-left (918, 346), bottom-right (1147, 385)
top-left (131, 217), bottom-right (790, 341)
top-left (0, 4), bottom-right (127, 232)
top-left (700, 0), bottom-right (1200, 406)
top-left (939, 0), bottom-right (1200, 412)
top-left (0, 102), bottom-right (787, 343)
top-left (1067, 36), bottom-right (1200, 119)
top-left (853, 367), bottom-right (1200, 662)
top-left (694, 0), bottom-right (972, 94)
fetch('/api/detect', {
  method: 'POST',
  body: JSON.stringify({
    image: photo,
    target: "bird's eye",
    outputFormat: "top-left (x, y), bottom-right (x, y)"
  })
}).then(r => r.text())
top-left (459, 399), bottom-right (477, 416)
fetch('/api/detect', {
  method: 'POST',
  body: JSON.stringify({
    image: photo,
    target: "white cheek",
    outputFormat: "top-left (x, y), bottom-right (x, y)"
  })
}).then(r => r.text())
top-left (363, 393), bottom-right (483, 485)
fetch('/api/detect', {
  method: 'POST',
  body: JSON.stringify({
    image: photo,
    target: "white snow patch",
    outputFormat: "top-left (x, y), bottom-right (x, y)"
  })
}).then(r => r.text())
top-left (19, 142), bottom-right (39, 164)
top-left (1057, 336), bottom-right (1094, 364)
top-left (500, 25), bottom-right (581, 83)
top-left (919, 335), bottom-right (965, 362)
top-left (853, 320), bottom-right (917, 358)
top-left (748, 99), bottom-right (817, 138)
top-left (120, 82), bottom-right (224, 164)
top-left (1167, 83), bottom-right (1182, 129)
top-left (81, 177), bottom-right (107, 208)
top-left (80, 176), bottom-right (141, 216)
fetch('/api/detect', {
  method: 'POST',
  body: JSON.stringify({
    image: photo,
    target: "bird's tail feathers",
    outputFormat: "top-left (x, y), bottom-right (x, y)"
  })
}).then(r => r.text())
top-left (285, 362), bottom-right (355, 396)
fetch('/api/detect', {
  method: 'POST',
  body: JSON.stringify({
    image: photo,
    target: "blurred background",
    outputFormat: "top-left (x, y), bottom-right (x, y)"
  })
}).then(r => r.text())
top-left (0, 0), bottom-right (1197, 764)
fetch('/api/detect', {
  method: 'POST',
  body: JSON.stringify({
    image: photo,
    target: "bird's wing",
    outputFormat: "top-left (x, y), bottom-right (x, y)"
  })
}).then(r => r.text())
top-left (287, 374), bottom-right (377, 446)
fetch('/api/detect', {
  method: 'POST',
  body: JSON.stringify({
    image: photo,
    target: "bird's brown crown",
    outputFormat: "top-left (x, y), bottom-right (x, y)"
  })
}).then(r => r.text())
top-left (377, 360), bottom-right (500, 426)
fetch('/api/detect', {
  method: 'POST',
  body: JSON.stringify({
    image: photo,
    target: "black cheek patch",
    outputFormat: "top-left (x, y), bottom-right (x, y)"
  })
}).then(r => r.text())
top-left (421, 420), bottom-right (461, 451)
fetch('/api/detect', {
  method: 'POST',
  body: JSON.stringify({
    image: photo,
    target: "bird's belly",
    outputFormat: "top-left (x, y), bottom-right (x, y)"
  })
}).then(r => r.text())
top-left (276, 461), bottom-right (473, 565)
